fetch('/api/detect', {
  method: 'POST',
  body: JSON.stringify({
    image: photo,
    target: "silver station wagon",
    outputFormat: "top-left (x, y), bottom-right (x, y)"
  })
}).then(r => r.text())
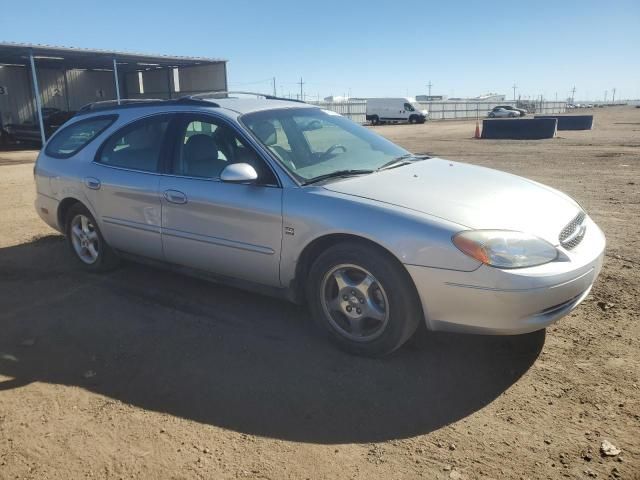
top-left (34, 94), bottom-right (606, 356)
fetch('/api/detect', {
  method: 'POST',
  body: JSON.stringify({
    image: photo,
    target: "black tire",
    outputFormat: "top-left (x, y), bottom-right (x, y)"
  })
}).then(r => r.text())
top-left (370, 115), bottom-right (379, 126)
top-left (307, 242), bottom-right (422, 357)
top-left (65, 203), bottom-right (119, 272)
top-left (488, 113), bottom-right (496, 118)
top-left (408, 115), bottom-right (417, 124)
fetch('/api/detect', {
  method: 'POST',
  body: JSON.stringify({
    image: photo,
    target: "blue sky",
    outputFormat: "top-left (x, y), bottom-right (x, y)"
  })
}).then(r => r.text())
top-left (2, 0), bottom-right (639, 100)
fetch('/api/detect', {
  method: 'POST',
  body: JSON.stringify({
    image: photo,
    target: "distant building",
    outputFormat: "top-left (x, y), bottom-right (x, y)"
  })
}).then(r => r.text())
top-left (448, 93), bottom-right (506, 102)
top-left (323, 95), bottom-right (350, 102)
top-left (415, 95), bottom-right (446, 101)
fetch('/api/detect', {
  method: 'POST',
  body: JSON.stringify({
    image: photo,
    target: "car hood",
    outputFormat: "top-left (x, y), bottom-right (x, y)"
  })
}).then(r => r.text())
top-left (322, 158), bottom-right (581, 244)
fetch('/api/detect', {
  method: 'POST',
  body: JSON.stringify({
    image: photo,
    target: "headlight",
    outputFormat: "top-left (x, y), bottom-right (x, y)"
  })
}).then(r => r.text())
top-left (452, 230), bottom-right (558, 268)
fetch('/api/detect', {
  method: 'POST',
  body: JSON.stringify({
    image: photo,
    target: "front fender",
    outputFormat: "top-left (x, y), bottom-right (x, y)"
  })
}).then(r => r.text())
top-left (280, 187), bottom-right (481, 286)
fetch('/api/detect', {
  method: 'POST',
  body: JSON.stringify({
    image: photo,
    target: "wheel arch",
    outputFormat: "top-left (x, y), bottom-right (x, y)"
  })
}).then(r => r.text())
top-left (57, 197), bottom-right (94, 232)
top-left (292, 233), bottom-right (418, 304)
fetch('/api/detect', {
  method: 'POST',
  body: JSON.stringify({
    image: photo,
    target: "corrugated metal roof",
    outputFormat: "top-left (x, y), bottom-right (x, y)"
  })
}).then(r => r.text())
top-left (0, 42), bottom-right (226, 70)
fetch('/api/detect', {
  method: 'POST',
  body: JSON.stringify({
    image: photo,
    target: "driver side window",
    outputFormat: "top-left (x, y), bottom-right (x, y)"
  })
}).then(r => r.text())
top-left (404, 103), bottom-right (415, 112)
top-left (172, 116), bottom-right (277, 184)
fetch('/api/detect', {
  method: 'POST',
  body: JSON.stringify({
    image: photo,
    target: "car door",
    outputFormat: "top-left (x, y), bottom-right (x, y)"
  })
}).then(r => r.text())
top-left (159, 113), bottom-right (283, 287)
top-left (87, 113), bottom-right (172, 260)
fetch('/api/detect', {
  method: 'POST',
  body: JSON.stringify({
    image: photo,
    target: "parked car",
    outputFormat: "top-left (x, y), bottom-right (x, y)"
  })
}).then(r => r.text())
top-left (34, 96), bottom-right (605, 356)
top-left (5, 108), bottom-right (77, 145)
top-left (366, 97), bottom-right (428, 125)
top-left (490, 105), bottom-right (527, 117)
top-left (487, 107), bottom-right (519, 118)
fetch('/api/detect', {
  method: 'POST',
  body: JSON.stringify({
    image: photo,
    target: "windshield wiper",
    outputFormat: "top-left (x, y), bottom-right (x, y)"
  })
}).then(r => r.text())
top-left (302, 169), bottom-right (374, 185)
top-left (376, 153), bottom-right (431, 171)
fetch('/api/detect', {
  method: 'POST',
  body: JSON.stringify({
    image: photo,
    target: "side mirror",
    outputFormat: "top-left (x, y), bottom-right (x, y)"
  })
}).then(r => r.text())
top-left (220, 163), bottom-right (258, 183)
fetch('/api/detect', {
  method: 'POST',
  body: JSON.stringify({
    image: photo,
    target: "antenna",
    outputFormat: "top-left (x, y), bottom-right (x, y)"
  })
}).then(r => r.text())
top-left (427, 80), bottom-right (433, 97)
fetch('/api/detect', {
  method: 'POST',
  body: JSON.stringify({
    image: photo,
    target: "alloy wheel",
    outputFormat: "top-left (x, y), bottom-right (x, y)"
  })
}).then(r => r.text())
top-left (70, 214), bottom-right (100, 264)
top-left (320, 264), bottom-right (390, 342)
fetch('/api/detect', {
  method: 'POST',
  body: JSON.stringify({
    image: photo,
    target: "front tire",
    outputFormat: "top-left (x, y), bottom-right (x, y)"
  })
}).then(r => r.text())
top-left (489, 113), bottom-right (496, 118)
top-left (307, 242), bottom-right (422, 357)
top-left (65, 203), bottom-right (119, 272)
top-left (370, 115), bottom-right (379, 126)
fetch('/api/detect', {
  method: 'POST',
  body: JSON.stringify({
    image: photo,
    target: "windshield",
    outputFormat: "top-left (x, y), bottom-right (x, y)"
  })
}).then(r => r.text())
top-left (241, 108), bottom-right (409, 182)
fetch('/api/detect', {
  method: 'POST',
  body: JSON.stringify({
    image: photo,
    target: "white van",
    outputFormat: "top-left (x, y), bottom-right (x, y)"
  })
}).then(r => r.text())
top-left (366, 98), bottom-right (428, 125)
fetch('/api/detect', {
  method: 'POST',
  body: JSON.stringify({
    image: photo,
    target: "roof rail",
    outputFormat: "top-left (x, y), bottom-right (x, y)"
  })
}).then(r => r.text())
top-left (183, 91), bottom-right (307, 104)
top-left (75, 97), bottom-right (220, 116)
top-left (78, 98), bottom-right (165, 113)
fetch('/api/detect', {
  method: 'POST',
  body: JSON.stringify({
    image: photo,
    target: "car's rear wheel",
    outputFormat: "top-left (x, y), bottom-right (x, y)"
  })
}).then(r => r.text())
top-left (65, 203), bottom-right (118, 272)
top-left (307, 242), bottom-right (422, 356)
top-left (489, 112), bottom-right (496, 118)
top-left (370, 115), bottom-right (379, 125)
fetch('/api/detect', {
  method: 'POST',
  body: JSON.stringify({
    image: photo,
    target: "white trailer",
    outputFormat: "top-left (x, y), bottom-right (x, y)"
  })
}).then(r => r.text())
top-left (365, 97), bottom-right (428, 125)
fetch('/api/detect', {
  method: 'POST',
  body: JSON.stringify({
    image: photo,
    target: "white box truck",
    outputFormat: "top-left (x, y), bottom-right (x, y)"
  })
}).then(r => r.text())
top-left (366, 98), bottom-right (428, 125)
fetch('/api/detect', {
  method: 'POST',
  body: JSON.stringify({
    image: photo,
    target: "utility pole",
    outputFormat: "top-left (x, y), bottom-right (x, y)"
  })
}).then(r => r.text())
top-left (612, 87), bottom-right (616, 103)
top-left (512, 83), bottom-right (517, 101)
top-left (272, 77), bottom-right (276, 97)
top-left (604, 90), bottom-right (608, 103)
top-left (555, 92), bottom-right (558, 102)
top-left (427, 80), bottom-right (433, 97)
top-left (298, 77), bottom-right (305, 101)
top-left (570, 86), bottom-right (576, 104)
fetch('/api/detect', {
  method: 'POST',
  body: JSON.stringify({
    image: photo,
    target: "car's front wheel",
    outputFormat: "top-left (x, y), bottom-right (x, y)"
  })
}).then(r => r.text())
top-left (489, 112), bottom-right (496, 118)
top-left (65, 203), bottom-right (119, 272)
top-left (307, 242), bottom-right (422, 356)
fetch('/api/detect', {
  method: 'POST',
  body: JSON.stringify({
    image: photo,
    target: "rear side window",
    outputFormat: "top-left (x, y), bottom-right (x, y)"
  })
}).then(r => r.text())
top-left (45, 115), bottom-right (116, 158)
top-left (96, 115), bottom-right (170, 173)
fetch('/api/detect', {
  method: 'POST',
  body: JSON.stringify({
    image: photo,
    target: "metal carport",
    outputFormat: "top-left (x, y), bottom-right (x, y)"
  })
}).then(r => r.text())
top-left (0, 42), bottom-right (227, 145)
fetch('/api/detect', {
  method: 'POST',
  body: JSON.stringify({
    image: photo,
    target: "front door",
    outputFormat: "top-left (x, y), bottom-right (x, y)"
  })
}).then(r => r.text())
top-left (159, 114), bottom-right (283, 287)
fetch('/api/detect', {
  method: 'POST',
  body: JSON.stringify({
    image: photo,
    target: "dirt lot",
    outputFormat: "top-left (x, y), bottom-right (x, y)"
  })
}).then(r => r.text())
top-left (1, 107), bottom-right (638, 480)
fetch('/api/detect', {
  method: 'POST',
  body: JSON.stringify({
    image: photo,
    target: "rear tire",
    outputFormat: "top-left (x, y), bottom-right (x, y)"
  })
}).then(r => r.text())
top-left (65, 203), bottom-right (119, 272)
top-left (307, 242), bottom-right (422, 357)
top-left (370, 115), bottom-right (379, 126)
top-left (489, 113), bottom-right (496, 118)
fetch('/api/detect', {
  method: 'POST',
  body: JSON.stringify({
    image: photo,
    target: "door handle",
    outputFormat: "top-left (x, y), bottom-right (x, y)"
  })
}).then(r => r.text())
top-left (164, 189), bottom-right (187, 204)
top-left (84, 177), bottom-right (101, 190)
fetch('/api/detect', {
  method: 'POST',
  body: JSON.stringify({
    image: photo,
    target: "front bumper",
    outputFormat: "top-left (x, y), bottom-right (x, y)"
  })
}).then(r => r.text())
top-left (407, 216), bottom-right (606, 335)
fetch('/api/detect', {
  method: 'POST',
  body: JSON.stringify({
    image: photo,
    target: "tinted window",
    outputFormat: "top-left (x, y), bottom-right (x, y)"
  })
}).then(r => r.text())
top-left (173, 116), bottom-right (277, 184)
top-left (97, 115), bottom-right (170, 172)
top-left (404, 103), bottom-right (415, 112)
top-left (45, 115), bottom-right (116, 158)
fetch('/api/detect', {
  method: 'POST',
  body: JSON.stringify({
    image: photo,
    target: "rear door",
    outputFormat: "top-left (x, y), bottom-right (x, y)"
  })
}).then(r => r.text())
top-left (87, 113), bottom-right (172, 260)
top-left (159, 113), bottom-right (283, 287)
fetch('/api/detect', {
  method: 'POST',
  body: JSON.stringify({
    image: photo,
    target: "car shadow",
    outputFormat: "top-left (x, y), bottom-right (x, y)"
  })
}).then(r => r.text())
top-left (0, 235), bottom-right (545, 444)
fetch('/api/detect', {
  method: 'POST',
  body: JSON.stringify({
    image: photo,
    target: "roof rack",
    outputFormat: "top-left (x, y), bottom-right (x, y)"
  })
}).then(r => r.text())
top-left (184, 90), bottom-right (307, 104)
top-left (75, 97), bottom-right (220, 116)
top-left (78, 98), bottom-right (165, 112)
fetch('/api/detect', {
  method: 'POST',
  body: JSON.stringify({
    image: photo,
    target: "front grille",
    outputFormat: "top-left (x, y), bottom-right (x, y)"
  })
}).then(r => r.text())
top-left (559, 211), bottom-right (587, 250)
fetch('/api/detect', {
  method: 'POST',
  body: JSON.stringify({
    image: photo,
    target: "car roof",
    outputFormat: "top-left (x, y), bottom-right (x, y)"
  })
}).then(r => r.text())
top-left (75, 95), bottom-right (317, 119)
top-left (212, 97), bottom-right (315, 114)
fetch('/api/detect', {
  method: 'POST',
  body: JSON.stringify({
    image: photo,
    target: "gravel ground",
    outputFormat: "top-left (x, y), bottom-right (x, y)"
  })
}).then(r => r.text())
top-left (0, 106), bottom-right (638, 479)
